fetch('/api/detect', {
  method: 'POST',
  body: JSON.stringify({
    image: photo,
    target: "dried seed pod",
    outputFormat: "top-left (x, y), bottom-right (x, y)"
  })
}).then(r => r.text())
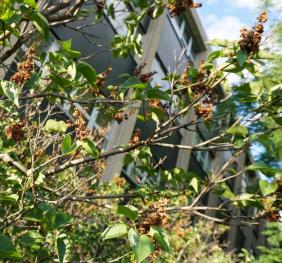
top-left (169, 0), bottom-right (202, 17)
top-left (5, 122), bottom-right (25, 142)
top-left (10, 44), bottom-right (36, 86)
top-left (113, 112), bottom-right (124, 124)
top-left (238, 11), bottom-right (268, 54)
top-left (130, 128), bottom-right (141, 145)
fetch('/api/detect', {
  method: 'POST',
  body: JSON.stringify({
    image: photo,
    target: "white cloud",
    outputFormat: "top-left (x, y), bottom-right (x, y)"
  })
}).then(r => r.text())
top-left (206, 0), bottom-right (219, 5)
top-left (228, 0), bottom-right (260, 11)
top-left (205, 15), bottom-right (246, 40)
top-left (228, 0), bottom-right (282, 12)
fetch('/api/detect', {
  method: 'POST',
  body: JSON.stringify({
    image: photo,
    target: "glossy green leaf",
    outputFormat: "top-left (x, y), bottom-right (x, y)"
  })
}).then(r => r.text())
top-left (128, 228), bottom-right (139, 248)
top-left (149, 226), bottom-right (170, 252)
top-left (207, 39), bottom-right (231, 47)
top-left (189, 177), bottom-right (198, 193)
top-left (57, 234), bottom-right (69, 263)
top-left (214, 182), bottom-right (236, 200)
top-left (147, 88), bottom-right (170, 101)
top-left (226, 125), bottom-right (248, 137)
top-left (23, 0), bottom-right (37, 8)
top-left (61, 135), bottom-right (77, 155)
top-left (247, 163), bottom-right (279, 177)
top-left (0, 80), bottom-right (19, 107)
top-left (102, 224), bottom-right (128, 240)
top-left (76, 61), bottom-right (97, 86)
top-left (208, 50), bottom-right (223, 62)
top-left (256, 50), bottom-right (276, 60)
top-left (0, 194), bottom-right (19, 202)
top-left (67, 63), bottom-right (76, 80)
top-left (44, 120), bottom-right (68, 133)
top-left (117, 205), bottom-right (138, 221)
top-left (135, 235), bottom-right (154, 263)
top-left (122, 77), bottom-right (146, 89)
top-left (259, 180), bottom-right (278, 196)
top-left (78, 139), bottom-right (99, 157)
top-left (0, 235), bottom-right (22, 260)
top-left (30, 11), bottom-right (49, 39)
top-left (237, 49), bottom-right (248, 66)
top-left (19, 231), bottom-right (44, 251)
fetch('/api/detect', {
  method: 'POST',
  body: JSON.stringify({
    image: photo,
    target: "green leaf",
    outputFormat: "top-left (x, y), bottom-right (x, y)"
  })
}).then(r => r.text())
top-left (35, 173), bottom-right (45, 185)
top-left (56, 234), bottom-right (69, 263)
top-left (102, 224), bottom-right (128, 240)
top-left (67, 62), bottom-right (76, 80)
top-left (0, 194), bottom-right (19, 202)
top-left (149, 226), bottom-right (170, 252)
top-left (255, 50), bottom-right (275, 60)
top-left (23, 0), bottom-right (37, 8)
top-left (78, 139), bottom-right (99, 157)
top-left (128, 228), bottom-right (139, 248)
top-left (19, 231), bottom-right (44, 251)
top-left (237, 49), bottom-right (248, 66)
top-left (61, 135), bottom-right (77, 155)
top-left (60, 39), bottom-right (72, 50)
top-left (207, 50), bottom-right (223, 62)
top-left (76, 61), bottom-right (97, 87)
top-left (214, 182), bottom-right (235, 200)
top-left (0, 235), bottom-right (22, 260)
top-left (207, 39), bottom-right (231, 47)
top-left (226, 125), bottom-right (248, 137)
top-left (44, 120), bottom-right (67, 133)
top-left (124, 153), bottom-right (134, 165)
top-left (30, 11), bottom-right (49, 39)
top-left (147, 88), bottom-right (170, 101)
top-left (151, 111), bottom-right (160, 126)
top-left (259, 180), bottom-right (278, 196)
top-left (121, 77), bottom-right (146, 89)
top-left (189, 177), bottom-right (198, 193)
top-left (135, 235), bottom-right (154, 263)
top-left (247, 163), bottom-right (279, 177)
top-left (250, 81), bottom-right (262, 96)
top-left (0, 80), bottom-right (19, 107)
top-left (117, 205), bottom-right (138, 221)
top-left (273, 117), bottom-right (282, 126)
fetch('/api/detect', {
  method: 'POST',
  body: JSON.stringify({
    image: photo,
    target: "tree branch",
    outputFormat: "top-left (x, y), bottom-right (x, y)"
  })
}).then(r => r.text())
top-left (0, 153), bottom-right (27, 175)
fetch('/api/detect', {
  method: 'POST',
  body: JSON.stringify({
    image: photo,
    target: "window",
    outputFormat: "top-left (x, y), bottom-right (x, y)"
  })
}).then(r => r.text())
top-left (170, 15), bottom-right (196, 63)
top-left (194, 132), bottom-right (212, 173)
top-left (106, 0), bottom-right (130, 35)
top-left (150, 57), bottom-right (169, 91)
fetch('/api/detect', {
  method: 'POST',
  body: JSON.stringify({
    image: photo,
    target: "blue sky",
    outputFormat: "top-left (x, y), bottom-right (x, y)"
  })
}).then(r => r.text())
top-left (197, 0), bottom-right (282, 40)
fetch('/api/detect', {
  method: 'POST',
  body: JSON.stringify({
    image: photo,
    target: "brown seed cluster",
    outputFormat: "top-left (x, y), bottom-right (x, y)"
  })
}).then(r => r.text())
top-left (5, 122), bottom-right (25, 142)
top-left (96, 0), bottom-right (106, 11)
top-left (264, 210), bottom-right (281, 222)
top-left (130, 128), bottom-right (141, 145)
top-left (69, 108), bottom-right (91, 140)
top-left (138, 199), bottom-right (168, 234)
top-left (10, 45), bottom-right (35, 86)
top-left (113, 109), bottom-right (135, 124)
top-left (169, 0), bottom-right (202, 17)
top-left (113, 176), bottom-right (127, 187)
top-left (195, 100), bottom-right (213, 121)
top-left (179, 61), bottom-right (216, 120)
top-left (149, 99), bottom-right (161, 108)
top-left (92, 158), bottom-right (107, 174)
top-left (238, 11), bottom-right (268, 54)
top-left (96, 67), bottom-right (112, 89)
top-left (134, 63), bottom-right (157, 83)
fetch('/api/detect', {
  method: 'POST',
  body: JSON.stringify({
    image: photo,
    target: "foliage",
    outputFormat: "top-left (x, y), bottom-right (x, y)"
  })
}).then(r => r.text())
top-left (255, 222), bottom-right (282, 263)
top-left (0, 0), bottom-right (281, 262)
top-left (157, 219), bottom-right (234, 263)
